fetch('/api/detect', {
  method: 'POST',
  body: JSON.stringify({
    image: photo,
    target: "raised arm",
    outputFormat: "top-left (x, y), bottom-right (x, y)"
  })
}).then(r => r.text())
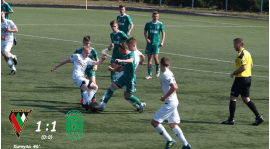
top-left (51, 58), bottom-right (71, 72)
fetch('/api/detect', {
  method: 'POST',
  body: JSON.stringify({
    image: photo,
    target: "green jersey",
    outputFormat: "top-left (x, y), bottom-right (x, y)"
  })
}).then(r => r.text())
top-left (74, 46), bottom-right (98, 70)
top-left (117, 14), bottom-right (133, 37)
top-left (110, 30), bottom-right (129, 56)
top-left (144, 21), bottom-right (164, 46)
top-left (123, 52), bottom-right (136, 78)
top-left (1, 2), bottom-right (13, 20)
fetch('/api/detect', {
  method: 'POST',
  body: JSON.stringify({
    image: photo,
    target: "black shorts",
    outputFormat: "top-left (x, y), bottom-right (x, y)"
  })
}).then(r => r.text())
top-left (231, 77), bottom-right (251, 97)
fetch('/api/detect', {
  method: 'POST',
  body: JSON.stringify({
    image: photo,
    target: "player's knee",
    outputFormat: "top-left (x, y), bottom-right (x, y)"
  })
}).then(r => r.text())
top-left (169, 123), bottom-right (177, 129)
top-left (2, 51), bottom-right (8, 57)
top-left (151, 119), bottom-right (159, 127)
top-left (126, 94), bottom-right (132, 99)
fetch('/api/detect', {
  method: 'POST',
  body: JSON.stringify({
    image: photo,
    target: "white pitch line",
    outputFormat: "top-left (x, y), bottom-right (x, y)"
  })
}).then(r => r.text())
top-left (14, 33), bottom-right (269, 70)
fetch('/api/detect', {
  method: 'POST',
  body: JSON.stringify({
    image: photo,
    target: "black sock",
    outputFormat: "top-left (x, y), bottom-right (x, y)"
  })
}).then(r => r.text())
top-left (246, 101), bottom-right (260, 118)
top-left (229, 101), bottom-right (236, 120)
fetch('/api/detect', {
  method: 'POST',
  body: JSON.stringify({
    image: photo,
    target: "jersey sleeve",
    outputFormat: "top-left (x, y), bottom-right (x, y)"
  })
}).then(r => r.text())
top-left (144, 23), bottom-right (148, 32)
top-left (127, 16), bottom-right (133, 25)
top-left (110, 34), bottom-right (113, 43)
top-left (92, 49), bottom-right (98, 60)
top-left (122, 32), bottom-right (129, 40)
top-left (7, 3), bottom-right (13, 12)
top-left (74, 49), bottom-right (79, 54)
top-left (87, 58), bottom-right (93, 65)
top-left (9, 20), bottom-right (17, 30)
top-left (237, 51), bottom-right (247, 67)
top-left (164, 74), bottom-right (176, 86)
top-left (70, 54), bottom-right (77, 62)
top-left (160, 23), bottom-right (164, 32)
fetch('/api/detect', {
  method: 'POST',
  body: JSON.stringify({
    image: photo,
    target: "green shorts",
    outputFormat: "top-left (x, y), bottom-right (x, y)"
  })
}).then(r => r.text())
top-left (84, 68), bottom-right (95, 78)
top-left (145, 44), bottom-right (160, 55)
top-left (114, 76), bottom-right (136, 93)
top-left (111, 54), bottom-right (123, 64)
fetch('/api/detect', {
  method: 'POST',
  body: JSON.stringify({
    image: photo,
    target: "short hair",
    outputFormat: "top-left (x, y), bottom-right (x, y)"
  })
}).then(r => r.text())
top-left (153, 11), bottom-right (159, 15)
top-left (118, 43), bottom-right (128, 50)
top-left (83, 36), bottom-right (91, 42)
top-left (83, 46), bottom-right (91, 51)
top-left (233, 38), bottom-right (244, 47)
top-left (126, 36), bottom-right (137, 45)
top-left (119, 5), bottom-right (125, 8)
top-left (160, 57), bottom-right (170, 67)
top-left (110, 20), bottom-right (118, 27)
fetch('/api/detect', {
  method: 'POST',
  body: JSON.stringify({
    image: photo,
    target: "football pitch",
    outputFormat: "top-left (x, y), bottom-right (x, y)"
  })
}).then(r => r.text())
top-left (1, 6), bottom-right (269, 149)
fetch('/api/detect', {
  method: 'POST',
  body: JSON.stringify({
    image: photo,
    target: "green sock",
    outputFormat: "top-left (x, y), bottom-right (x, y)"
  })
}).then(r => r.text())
top-left (104, 86), bottom-right (115, 104)
top-left (148, 67), bottom-right (152, 76)
top-left (91, 93), bottom-right (96, 100)
top-left (111, 71), bottom-right (116, 82)
top-left (127, 95), bottom-right (141, 105)
top-left (156, 64), bottom-right (160, 71)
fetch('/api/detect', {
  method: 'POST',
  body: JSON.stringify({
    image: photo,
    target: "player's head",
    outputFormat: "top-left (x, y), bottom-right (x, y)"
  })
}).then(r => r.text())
top-left (110, 20), bottom-right (119, 32)
top-left (82, 46), bottom-right (91, 58)
top-left (233, 38), bottom-right (244, 51)
top-left (1, 9), bottom-right (5, 20)
top-left (126, 36), bottom-right (137, 51)
top-left (82, 36), bottom-right (91, 46)
top-left (119, 5), bottom-right (125, 15)
top-left (160, 57), bottom-right (170, 71)
top-left (1, 0), bottom-right (4, 4)
top-left (118, 43), bottom-right (129, 55)
top-left (152, 11), bottom-right (159, 21)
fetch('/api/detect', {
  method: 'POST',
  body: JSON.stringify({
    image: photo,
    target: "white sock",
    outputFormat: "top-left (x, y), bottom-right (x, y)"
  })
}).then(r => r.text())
top-left (82, 92), bottom-right (89, 105)
top-left (6, 59), bottom-right (16, 70)
top-left (127, 100), bottom-right (140, 109)
top-left (7, 53), bottom-right (15, 59)
top-left (101, 92), bottom-right (107, 102)
top-left (88, 89), bottom-right (97, 101)
top-left (155, 124), bottom-right (172, 141)
top-left (172, 125), bottom-right (188, 146)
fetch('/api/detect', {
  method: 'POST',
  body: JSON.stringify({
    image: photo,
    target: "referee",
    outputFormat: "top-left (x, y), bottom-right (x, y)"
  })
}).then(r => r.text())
top-left (222, 38), bottom-right (264, 126)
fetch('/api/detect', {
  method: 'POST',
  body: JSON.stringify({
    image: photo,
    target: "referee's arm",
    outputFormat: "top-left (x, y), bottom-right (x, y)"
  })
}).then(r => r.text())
top-left (230, 66), bottom-right (246, 78)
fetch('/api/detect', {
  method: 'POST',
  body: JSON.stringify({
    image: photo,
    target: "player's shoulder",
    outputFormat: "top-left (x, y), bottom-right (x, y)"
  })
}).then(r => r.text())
top-left (146, 21), bottom-right (152, 24)
top-left (76, 46), bottom-right (84, 51)
top-left (157, 21), bottom-right (163, 25)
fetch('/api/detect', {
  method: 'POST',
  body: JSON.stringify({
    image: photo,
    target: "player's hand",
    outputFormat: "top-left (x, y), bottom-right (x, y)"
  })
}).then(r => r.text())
top-left (139, 61), bottom-right (144, 65)
top-left (126, 32), bottom-right (130, 37)
top-left (159, 42), bottom-right (164, 47)
top-left (108, 46), bottom-right (112, 51)
top-left (115, 59), bottom-right (122, 63)
top-left (51, 67), bottom-right (57, 72)
top-left (146, 39), bottom-right (151, 43)
top-left (5, 26), bottom-right (10, 32)
top-left (108, 66), bottom-right (114, 71)
top-left (160, 96), bottom-right (166, 102)
top-left (102, 54), bottom-right (107, 60)
top-left (230, 73), bottom-right (234, 78)
top-left (92, 65), bottom-right (98, 71)
top-left (1, 36), bottom-right (7, 41)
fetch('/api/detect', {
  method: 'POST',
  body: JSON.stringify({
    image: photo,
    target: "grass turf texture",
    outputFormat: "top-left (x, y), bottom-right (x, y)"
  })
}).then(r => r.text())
top-left (1, 7), bottom-right (269, 149)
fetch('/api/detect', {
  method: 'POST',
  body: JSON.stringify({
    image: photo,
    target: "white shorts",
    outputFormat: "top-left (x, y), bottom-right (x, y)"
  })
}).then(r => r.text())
top-left (1, 42), bottom-right (13, 55)
top-left (113, 71), bottom-right (127, 92)
top-left (153, 102), bottom-right (180, 124)
top-left (73, 77), bottom-right (89, 89)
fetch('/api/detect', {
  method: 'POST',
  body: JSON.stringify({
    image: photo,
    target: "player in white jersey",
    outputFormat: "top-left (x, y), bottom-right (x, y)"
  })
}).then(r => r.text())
top-left (151, 57), bottom-right (191, 149)
top-left (1, 9), bottom-right (18, 74)
top-left (99, 37), bottom-right (145, 111)
top-left (51, 46), bottom-right (107, 110)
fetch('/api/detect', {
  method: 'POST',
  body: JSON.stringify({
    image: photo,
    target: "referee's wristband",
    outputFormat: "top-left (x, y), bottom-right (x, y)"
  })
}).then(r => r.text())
top-left (232, 71), bottom-right (236, 75)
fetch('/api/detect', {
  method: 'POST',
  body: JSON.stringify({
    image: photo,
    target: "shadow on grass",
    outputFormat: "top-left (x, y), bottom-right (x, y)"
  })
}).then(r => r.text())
top-left (140, 119), bottom-right (220, 124)
top-left (94, 110), bottom-right (139, 114)
top-left (35, 86), bottom-right (77, 89)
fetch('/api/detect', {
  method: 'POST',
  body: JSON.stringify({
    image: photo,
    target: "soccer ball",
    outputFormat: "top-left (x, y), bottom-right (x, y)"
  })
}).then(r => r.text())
top-left (89, 102), bottom-right (98, 112)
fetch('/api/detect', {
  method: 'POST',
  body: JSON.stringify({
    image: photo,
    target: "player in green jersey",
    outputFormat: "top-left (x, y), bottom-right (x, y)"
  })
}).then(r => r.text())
top-left (74, 36), bottom-right (99, 104)
top-left (1, 0), bottom-right (17, 45)
top-left (117, 5), bottom-right (134, 38)
top-left (108, 20), bottom-right (129, 82)
top-left (95, 43), bottom-right (146, 112)
top-left (144, 11), bottom-right (165, 79)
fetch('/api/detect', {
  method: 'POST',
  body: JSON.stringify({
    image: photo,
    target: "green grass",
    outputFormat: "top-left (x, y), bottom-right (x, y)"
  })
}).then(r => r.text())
top-left (1, 7), bottom-right (269, 149)
top-left (8, 0), bottom-right (269, 19)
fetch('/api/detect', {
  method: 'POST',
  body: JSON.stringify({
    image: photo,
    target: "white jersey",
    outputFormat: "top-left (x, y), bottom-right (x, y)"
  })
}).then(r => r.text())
top-left (1, 19), bottom-right (17, 45)
top-left (70, 54), bottom-right (93, 80)
top-left (132, 50), bottom-right (142, 71)
top-left (160, 69), bottom-right (178, 103)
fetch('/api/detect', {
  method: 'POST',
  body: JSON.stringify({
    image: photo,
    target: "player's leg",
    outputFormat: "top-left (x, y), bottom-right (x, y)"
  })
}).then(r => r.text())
top-left (168, 108), bottom-right (191, 149)
top-left (111, 63), bottom-right (117, 82)
top-left (124, 89), bottom-right (140, 110)
top-left (240, 77), bottom-right (264, 125)
top-left (2, 43), bottom-right (17, 74)
top-left (80, 81), bottom-right (90, 110)
top-left (89, 72), bottom-right (97, 102)
top-left (153, 45), bottom-right (160, 77)
top-left (145, 44), bottom-right (153, 79)
top-left (151, 104), bottom-right (175, 148)
top-left (95, 82), bottom-right (120, 110)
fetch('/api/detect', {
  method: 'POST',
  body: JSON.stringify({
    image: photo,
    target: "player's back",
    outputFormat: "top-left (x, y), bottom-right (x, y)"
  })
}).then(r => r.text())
top-left (161, 69), bottom-right (178, 103)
